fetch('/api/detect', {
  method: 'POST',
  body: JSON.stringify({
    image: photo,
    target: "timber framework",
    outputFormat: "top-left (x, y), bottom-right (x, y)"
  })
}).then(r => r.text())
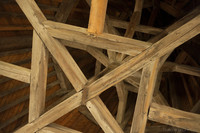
top-left (0, 0), bottom-right (200, 133)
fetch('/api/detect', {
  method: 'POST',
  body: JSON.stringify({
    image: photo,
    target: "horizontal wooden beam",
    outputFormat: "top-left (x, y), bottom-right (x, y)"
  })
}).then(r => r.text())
top-left (0, 61), bottom-right (31, 83)
top-left (108, 18), bottom-right (163, 35)
top-left (148, 103), bottom-right (200, 133)
top-left (39, 123), bottom-right (82, 133)
top-left (162, 61), bottom-right (200, 77)
top-left (43, 20), bottom-right (151, 56)
top-left (14, 92), bottom-right (82, 133)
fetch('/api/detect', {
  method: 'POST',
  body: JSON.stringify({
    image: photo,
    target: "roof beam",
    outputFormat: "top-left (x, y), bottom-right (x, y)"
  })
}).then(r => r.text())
top-left (14, 92), bottom-right (82, 133)
top-left (29, 30), bottom-right (49, 122)
top-left (148, 103), bottom-right (200, 133)
top-left (0, 61), bottom-right (31, 83)
top-left (16, 0), bottom-right (87, 91)
top-left (82, 11), bottom-right (200, 102)
top-left (55, 0), bottom-right (79, 23)
top-left (43, 20), bottom-right (151, 56)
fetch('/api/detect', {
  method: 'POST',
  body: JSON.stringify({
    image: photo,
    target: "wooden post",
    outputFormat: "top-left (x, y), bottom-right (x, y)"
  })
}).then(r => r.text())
top-left (88, 0), bottom-right (108, 34)
top-left (29, 30), bottom-right (49, 122)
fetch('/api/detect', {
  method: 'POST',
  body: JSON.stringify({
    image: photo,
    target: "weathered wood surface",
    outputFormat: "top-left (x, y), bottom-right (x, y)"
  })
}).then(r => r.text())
top-left (124, 0), bottom-right (144, 37)
top-left (109, 19), bottom-right (163, 35)
top-left (14, 92), bottom-right (83, 133)
top-left (16, 0), bottom-right (87, 91)
top-left (0, 61), bottom-right (31, 83)
top-left (86, 96), bottom-right (123, 133)
top-left (130, 60), bottom-right (160, 133)
top-left (83, 12), bottom-right (200, 102)
top-left (162, 61), bottom-right (200, 77)
top-left (148, 103), bottom-right (200, 133)
top-left (29, 30), bottom-right (49, 122)
top-left (85, 1), bottom-right (123, 132)
top-left (43, 20), bottom-right (151, 56)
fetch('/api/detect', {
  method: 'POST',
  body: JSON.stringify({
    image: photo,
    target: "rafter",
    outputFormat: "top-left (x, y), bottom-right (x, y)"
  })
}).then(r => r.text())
top-left (43, 21), bottom-right (151, 56)
top-left (148, 103), bottom-right (200, 133)
top-left (0, 61), bottom-right (31, 83)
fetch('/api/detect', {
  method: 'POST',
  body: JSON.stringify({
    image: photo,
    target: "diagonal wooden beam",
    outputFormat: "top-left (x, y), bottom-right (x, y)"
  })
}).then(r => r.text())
top-left (43, 20), bottom-right (151, 56)
top-left (16, 0), bottom-right (87, 92)
top-left (86, 96), bottom-right (124, 133)
top-left (29, 30), bottom-right (49, 122)
top-left (82, 12), bottom-right (200, 102)
top-left (14, 92), bottom-right (82, 133)
top-left (148, 103), bottom-right (200, 133)
top-left (55, 0), bottom-right (80, 23)
top-left (124, 0), bottom-right (144, 38)
top-left (0, 61), bottom-right (31, 83)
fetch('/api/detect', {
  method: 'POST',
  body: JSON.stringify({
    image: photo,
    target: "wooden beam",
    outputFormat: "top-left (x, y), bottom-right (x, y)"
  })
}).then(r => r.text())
top-left (82, 11), bottom-right (200, 102)
top-left (86, 47), bottom-right (109, 67)
top-left (86, 1), bottom-right (123, 132)
top-left (109, 19), bottom-right (163, 35)
top-left (191, 100), bottom-right (200, 113)
top-left (43, 20), bottom-right (151, 56)
top-left (55, 0), bottom-right (79, 23)
top-left (0, 61), bottom-right (31, 83)
top-left (116, 82), bottom-right (128, 124)
top-left (162, 61), bottom-right (200, 77)
top-left (88, 0), bottom-right (108, 34)
top-left (16, 0), bottom-right (87, 91)
top-left (29, 30), bottom-right (49, 122)
top-left (86, 97), bottom-right (124, 133)
top-left (39, 123), bottom-right (82, 133)
top-left (130, 60), bottom-right (160, 133)
top-left (148, 103), bottom-right (200, 133)
top-left (124, 0), bottom-right (144, 38)
top-left (14, 92), bottom-right (82, 133)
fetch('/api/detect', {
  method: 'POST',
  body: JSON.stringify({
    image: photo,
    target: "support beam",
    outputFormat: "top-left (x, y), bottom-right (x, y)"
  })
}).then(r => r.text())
top-left (82, 12), bottom-right (200, 102)
top-left (16, 0), bottom-right (87, 91)
top-left (162, 61), bottom-right (200, 77)
top-left (88, 0), bottom-right (108, 34)
top-left (29, 30), bottom-right (49, 122)
top-left (124, 0), bottom-right (144, 38)
top-left (148, 103), bottom-right (200, 133)
top-left (86, 97), bottom-right (123, 133)
top-left (109, 19), bottom-right (163, 35)
top-left (39, 123), bottom-right (82, 133)
top-left (55, 0), bottom-right (79, 23)
top-left (0, 61), bottom-right (31, 83)
top-left (130, 60), bottom-right (160, 133)
top-left (86, 1), bottom-right (123, 132)
top-left (116, 82), bottom-right (128, 124)
top-left (43, 20), bottom-right (151, 56)
top-left (14, 92), bottom-right (82, 133)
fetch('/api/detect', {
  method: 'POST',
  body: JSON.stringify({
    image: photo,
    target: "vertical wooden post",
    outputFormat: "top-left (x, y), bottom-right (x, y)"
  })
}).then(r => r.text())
top-left (86, 0), bottom-right (123, 132)
top-left (29, 30), bottom-right (49, 122)
top-left (88, 0), bottom-right (108, 34)
top-left (130, 60), bottom-right (160, 133)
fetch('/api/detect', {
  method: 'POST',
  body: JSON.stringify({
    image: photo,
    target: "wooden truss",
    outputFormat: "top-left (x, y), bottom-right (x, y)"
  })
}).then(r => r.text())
top-left (0, 0), bottom-right (199, 132)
